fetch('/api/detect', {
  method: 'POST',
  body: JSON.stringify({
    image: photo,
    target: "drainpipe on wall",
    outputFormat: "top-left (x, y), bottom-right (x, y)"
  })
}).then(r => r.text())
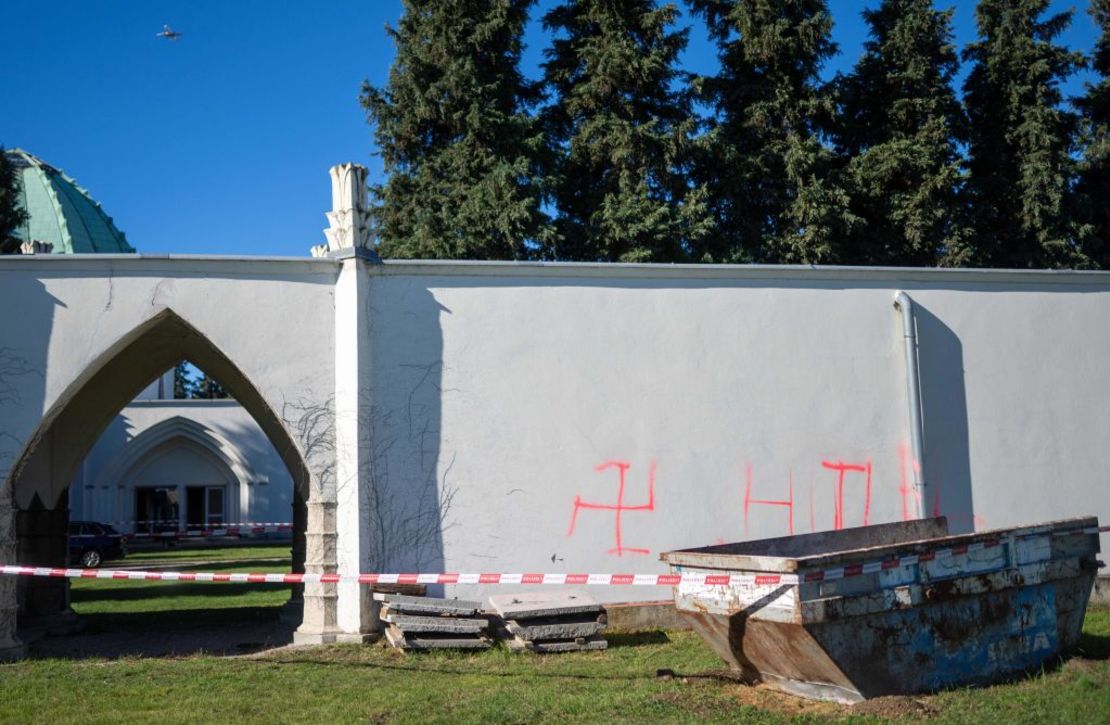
top-left (893, 291), bottom-right (928, 518)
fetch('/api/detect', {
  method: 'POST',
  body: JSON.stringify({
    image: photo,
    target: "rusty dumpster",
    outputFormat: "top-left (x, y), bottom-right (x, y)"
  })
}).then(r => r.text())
top-left (660, 516), bottom-right (1102, 703)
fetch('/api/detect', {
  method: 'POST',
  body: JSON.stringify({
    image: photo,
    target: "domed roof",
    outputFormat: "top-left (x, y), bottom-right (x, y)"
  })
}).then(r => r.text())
top-left (5, 148), bottom-right (135, 254)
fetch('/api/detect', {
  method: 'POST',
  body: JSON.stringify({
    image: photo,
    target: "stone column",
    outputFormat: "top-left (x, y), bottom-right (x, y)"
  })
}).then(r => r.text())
top-left (0, 493), bottom-right (26, 661)
top-left (307, 163), bottom-right (381, 642)
top-left (16, 493), bottom-right (81, 637)
top-left (333, 254), bottom-right (378, 642)
top-left (292, 497), bottom-right (338, 644)
top-left (279, 488), bottom-right (307, 624)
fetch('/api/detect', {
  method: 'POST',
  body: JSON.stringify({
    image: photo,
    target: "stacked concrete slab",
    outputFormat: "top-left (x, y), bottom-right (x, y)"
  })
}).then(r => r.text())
top-left (489, 590), bottom-right (608, 653)
top-left (375, 593), bottom-right (491, 651)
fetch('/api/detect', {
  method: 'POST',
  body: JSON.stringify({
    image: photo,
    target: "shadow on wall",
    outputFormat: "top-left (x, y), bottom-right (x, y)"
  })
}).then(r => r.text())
top-left (364, 283), bottom-right (450, 589)
top-left (0, 279), bottom-right (58, 491)
top-left (71, 413), bottom-right (130, 523)
top-left (221, 417), bottom-right (294, 524)
top-left (913, 303), bottom-right (975, 533)
top-left (0, 278), bottom-right (60, 651)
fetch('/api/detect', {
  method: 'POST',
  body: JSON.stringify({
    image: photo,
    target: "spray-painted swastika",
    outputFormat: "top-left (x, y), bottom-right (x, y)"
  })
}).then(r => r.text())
top-left (567, 459), bottom-right (656, 556)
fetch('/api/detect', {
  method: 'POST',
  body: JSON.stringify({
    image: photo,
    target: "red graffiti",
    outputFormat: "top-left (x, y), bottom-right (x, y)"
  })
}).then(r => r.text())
top-left (928, 473), bottom-right (988, 531)
top-left (809, 484), bottom-right (816, 533)
top-left (821, 460), bottom-right (872, 529)
top-left (744, 464), bottom-right (794, 535)
top-left (897, 444), bottom-right (923, 521)
top-left (740, 447), bottom-right (985, 537)
top-left (567, 460), bottom-right (656, 556)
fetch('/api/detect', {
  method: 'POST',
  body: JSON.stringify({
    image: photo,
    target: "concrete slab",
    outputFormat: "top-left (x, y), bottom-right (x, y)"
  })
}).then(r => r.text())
top-left (384, 613), bottom-right (488, 634)
top-left (504, 634), bottom-right (608, 653)
top-left (373, 593), bottom-right (482, 616)
top-left (488, 589), bottom-right (601, 619)
top-left (385, 626), bottom-right (491, 650)
top-left (505, 613), bottom-right (606, 641)
top-left (604, 601), bottom-right (688, 631)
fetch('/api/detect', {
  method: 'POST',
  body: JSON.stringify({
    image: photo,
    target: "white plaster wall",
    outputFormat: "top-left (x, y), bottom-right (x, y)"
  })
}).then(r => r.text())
top-left (0, 256), bottom-right (338, 505)
top-left (69, 400), bottom-right (295, 528)
top-left (366, 264), bottom-right (1110, 602)
top-left (131, 370), bottom-right (174, 401)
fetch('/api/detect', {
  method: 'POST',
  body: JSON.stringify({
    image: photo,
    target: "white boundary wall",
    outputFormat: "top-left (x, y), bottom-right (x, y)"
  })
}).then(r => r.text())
top-left (363, 262), bottom-right (1110, 601)
top-left (1, 255), bottom-right (1107, 615)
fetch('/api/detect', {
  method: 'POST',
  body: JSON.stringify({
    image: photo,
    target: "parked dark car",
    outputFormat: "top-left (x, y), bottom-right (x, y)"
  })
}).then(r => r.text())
top-left (68, 521), bottom-right (127, 568)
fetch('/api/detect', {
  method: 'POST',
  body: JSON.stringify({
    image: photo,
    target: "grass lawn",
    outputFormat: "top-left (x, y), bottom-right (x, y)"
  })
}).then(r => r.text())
top-left (72, 547), bottom-right (292, 614)
top-left (123, 544), bottom-right (292, 563)
top-left (1, 546), bottom-right (1107, 723)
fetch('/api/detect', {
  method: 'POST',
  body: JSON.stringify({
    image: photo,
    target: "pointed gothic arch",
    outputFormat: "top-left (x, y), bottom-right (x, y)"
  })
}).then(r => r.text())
top-left (4, 307), bottom-right (314, 633)
top-left (5, 307), bottom-right (311, 509)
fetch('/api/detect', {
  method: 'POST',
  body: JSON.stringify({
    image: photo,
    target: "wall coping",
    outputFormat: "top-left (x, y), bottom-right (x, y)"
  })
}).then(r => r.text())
top-left (3, 254), bottom-right (1110, 288)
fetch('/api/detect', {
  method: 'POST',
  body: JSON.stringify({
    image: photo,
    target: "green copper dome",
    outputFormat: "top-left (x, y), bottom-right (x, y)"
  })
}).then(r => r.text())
top-left (5, 148), bottom-right (135, 254)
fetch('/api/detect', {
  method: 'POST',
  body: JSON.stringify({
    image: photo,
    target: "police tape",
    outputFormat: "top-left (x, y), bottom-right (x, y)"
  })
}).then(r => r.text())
top-left (3, 524), bottom-right (1106, 587)
top-left (116, 521), bottom-right (293, 527)
top-left (0, 567), bottom-right (754, 586)
top-left (125, 524), bottom-right (293, 539)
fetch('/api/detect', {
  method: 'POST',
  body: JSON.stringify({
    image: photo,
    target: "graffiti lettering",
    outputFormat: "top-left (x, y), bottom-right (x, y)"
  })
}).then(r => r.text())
top-left (821, 459), bottom-right (872, 529)
top-left (744, 464), bottom-right (794, 535)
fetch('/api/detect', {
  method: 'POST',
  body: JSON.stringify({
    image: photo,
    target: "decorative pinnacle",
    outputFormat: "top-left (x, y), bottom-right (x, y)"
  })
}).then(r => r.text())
top-left (311, 163), bottom-right (372, 258)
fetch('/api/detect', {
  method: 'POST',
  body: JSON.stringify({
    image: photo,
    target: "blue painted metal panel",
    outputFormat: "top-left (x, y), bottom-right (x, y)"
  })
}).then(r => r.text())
top-left (663, 517), bottom-right (1101, 702)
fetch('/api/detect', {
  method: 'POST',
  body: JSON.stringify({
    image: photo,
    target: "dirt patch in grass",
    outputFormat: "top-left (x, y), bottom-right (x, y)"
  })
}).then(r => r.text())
top-left (720, 682), bottom-right (845, 718)
top-left (653, 672), bottom-right (843, 719)
top-left (850, 695), bottom-right (940, 719)
top-left (1063, 657), bottom-right (1102, 674)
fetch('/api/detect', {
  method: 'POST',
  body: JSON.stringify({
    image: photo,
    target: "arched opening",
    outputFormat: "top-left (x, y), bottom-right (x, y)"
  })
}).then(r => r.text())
top-left (6, 308), bottom-right (310, 649)
top-left (97, 418), bottom-right (252, 535)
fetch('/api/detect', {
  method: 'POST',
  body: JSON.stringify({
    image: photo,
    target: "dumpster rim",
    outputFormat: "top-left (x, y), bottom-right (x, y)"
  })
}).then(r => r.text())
top-left (659, 516), bottom-right (1099, 573)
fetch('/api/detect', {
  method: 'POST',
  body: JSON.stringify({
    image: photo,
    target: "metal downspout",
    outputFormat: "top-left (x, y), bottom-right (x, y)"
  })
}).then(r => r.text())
top-left (893, 291), bottom-right (927, 518)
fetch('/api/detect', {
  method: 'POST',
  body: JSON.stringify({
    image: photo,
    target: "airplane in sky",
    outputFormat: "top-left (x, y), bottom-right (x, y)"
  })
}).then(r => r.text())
top-left (155, 24), bottom-right (183, 41)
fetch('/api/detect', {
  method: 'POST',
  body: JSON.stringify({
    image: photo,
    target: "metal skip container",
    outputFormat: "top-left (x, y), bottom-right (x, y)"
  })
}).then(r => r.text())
top-left (660, 517), bottom-right (1102, 703)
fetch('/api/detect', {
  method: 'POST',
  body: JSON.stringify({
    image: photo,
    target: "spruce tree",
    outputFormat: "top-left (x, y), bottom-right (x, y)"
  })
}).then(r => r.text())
top-left (541, 0), bottom-right (711, 262)
top-left (835, 0), bottom-right (967, 267)
top-left (361, 0), bottom-right (548, 260)
top-left (1075, 0), bottom-right (1110, 267)
top-left (0, 147), bottom-right (28, 255)
top-left (689, 0), bottom-right (856, 264)
top-left (173, 361), bottom-right (193, 399)
top-left (962, 0), bottom-right (1084, 268)
top-left (194, 372), bottom-right (228, 399)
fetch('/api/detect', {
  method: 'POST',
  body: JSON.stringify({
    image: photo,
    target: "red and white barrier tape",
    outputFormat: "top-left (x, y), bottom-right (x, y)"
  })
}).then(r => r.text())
top-left (4, 524), bottom-right (1106, 587)
top-left (126, 524), bottom-right (292, 539)
top-left (120, 521), bottom-right (293, 527)
top-left (0, 565), bottom-right (785, 586)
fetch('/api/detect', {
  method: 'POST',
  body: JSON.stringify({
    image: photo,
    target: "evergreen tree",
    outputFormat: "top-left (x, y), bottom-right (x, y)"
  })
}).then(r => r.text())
top-left (361, 0), bottom-right (548, 260)
top-left (193, 373), bottom-right (228, 399)
top-left (1075, 0), bottom-right (1110, 267)
top-left (0, 147), bottom-right (28, 255)
top-left (689, 0), bottom-right (856, 264)
top-left (835, 0), bottom-right (967, 267)
top-left (541, 0), bottom-right (711, 262)
top-left (173, 361), bottom-right (192, 399)
top-left (173, 361), bottom-right (229, 399)
top-left (962, 0), bottom-right (1085, 268)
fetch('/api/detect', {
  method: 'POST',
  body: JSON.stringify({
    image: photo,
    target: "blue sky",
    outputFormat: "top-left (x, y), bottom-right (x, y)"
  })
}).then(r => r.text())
top-left (1, 1), bottom-right (1099, 257)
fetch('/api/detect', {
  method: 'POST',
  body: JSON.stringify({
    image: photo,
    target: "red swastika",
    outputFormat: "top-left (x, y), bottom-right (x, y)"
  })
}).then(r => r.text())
top-left (567, 460), bottom-right (656, 556)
